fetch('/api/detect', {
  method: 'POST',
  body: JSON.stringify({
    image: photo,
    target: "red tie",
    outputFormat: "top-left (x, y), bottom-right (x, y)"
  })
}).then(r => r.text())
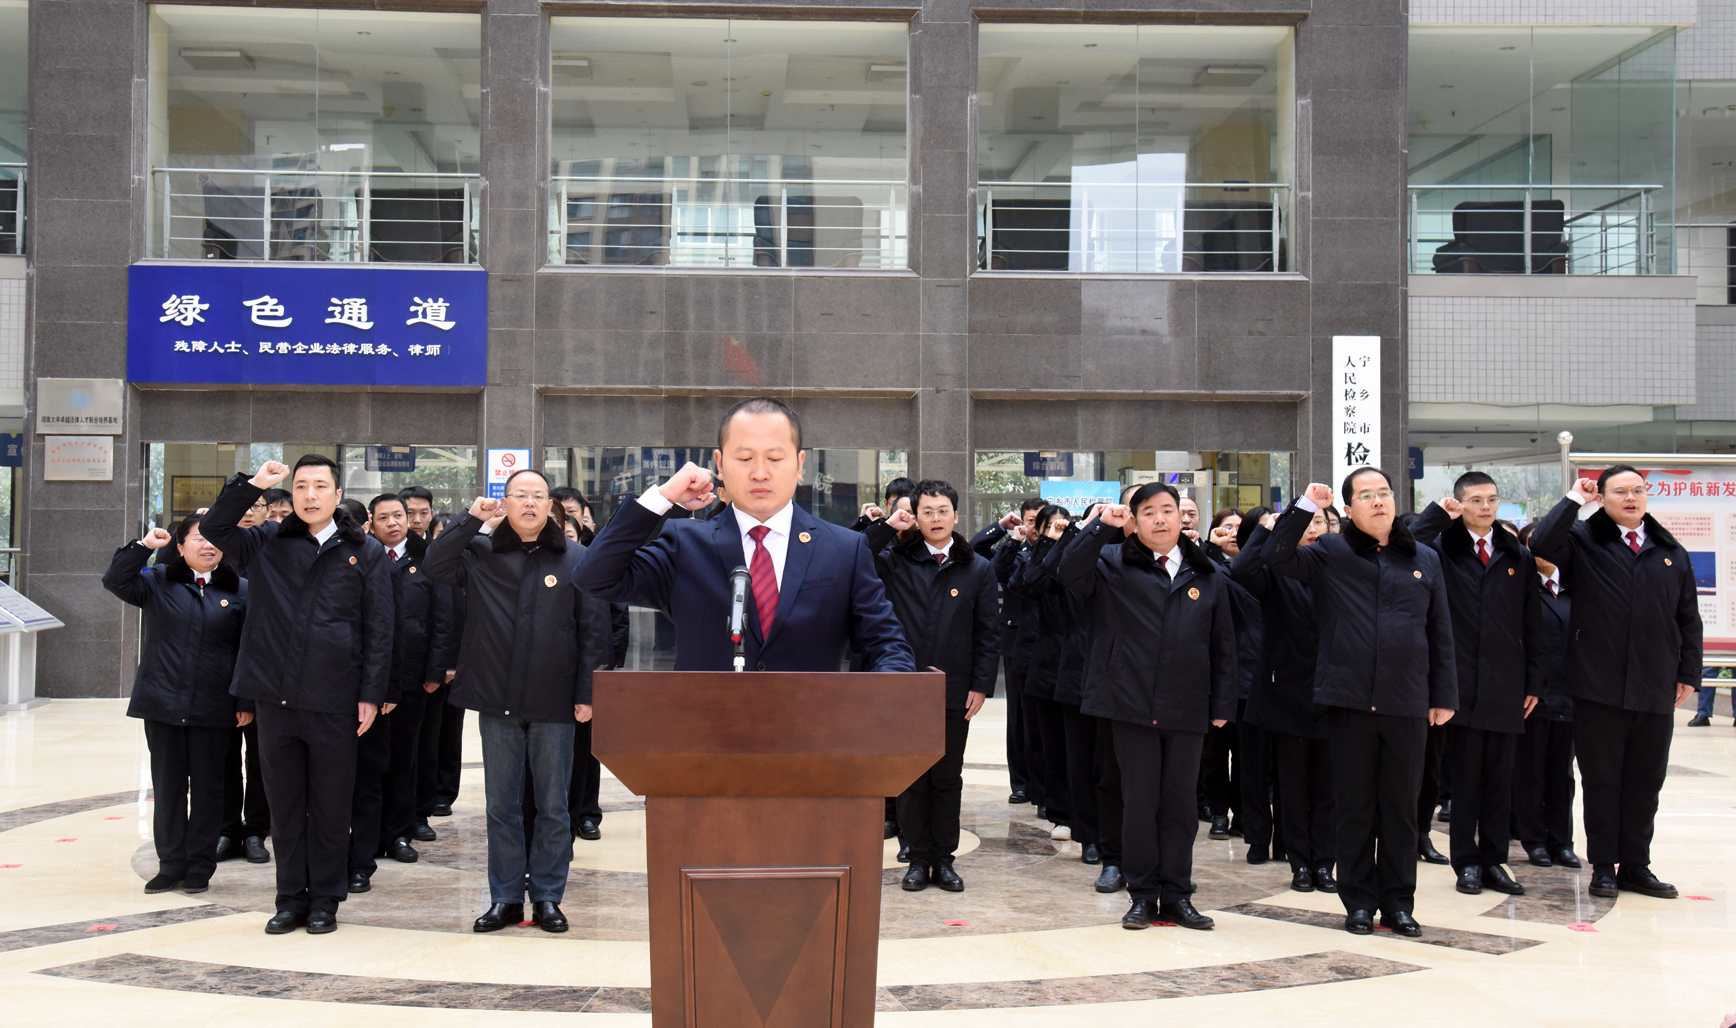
top-left (1548, 580), bottom-right (1558, 597)
top-left (1627, 531), bottom-right (1641, 554)
top-left (1477, 538), bottom-right (1490, 567)
top-left (935, 552), bottom-right (946, 566)
top-left (747, 525), bottom-right (780, 635)
top-left (1157, 554), bottom-right (1169, 578)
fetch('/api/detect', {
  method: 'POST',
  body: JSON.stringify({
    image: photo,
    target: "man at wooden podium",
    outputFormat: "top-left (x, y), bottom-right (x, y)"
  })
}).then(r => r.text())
top-left (575, 397), bottom-right (915, 675)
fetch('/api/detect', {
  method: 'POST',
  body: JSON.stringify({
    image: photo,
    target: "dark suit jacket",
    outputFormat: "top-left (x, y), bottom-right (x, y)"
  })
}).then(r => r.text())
top-left (573, 499), bottom-right (915, 673)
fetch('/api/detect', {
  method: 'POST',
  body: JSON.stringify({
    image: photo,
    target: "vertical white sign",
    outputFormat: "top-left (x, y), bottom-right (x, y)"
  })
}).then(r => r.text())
top-left (1331, 336), bottom-right (1382, 498)
top-left (486, 447), bottom-right (531, 499)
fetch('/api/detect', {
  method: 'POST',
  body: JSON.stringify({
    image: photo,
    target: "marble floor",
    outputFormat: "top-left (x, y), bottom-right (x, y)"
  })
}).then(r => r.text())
top-left (2, 698), bottom-right (1734, 1026)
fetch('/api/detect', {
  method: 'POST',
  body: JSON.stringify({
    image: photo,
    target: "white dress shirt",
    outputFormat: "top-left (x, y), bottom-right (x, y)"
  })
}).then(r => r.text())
top-left (925, 540), bottom-right (950, 562)
top-left (1155, 543), bottom-right (1183, 578)
top-left (388, 539), bottom-right (408, 561)
top-left (312, 520), bottom-right (338, 546)
top-left (637, 483), bottom-right (794, 589)
top-left (1540, 568), bottom-right (1561, 595)
top-left (1468, 526), bottom-right (1495, 561)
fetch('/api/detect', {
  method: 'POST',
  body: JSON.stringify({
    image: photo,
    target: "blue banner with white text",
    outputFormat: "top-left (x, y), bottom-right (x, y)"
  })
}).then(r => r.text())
top-left (127, 263), bottom-right (487, 386)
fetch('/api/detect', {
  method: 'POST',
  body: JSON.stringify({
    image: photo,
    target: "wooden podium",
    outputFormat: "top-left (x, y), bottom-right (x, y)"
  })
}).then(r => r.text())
top-left (592, 670), bottom-right (944, 1028)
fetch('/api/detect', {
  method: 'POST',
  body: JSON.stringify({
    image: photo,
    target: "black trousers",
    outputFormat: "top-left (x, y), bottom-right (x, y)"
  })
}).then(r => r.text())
top-left (1574, 698), bottom-right (1672, 868)
top-left (1112, 720), bottom-right (1204, 904)
top-left (381, 687), bottom-right (428, 843)
top-left (1003, 653), bottom-right (1030, 795)
top-left (1513, 716), bottom-right (1576, 851)
top-left (569, 717), bottom-right (602, 825)
top-left (1201, 720), bottom-right (1238, 820)
top-left (1274, 731), bottom-right (1334, 870)
top-left (898, 709), bottom-right (971, 867)
top-left (1445, 724), bottom-right (1518, 871)
top-left (1059, 702), bottom-right (1104, 849)
top-left (1028, 694), bottom-right (1070, 826)
top-left (143, 720), bottom-right (230, 879)
top-left (257, 704), bottom-right (360, 916)
top-left (1417, 722), bottom-right (1449, 829)
top-left (348, 707), bottom-right (392, 877)
top-left (417, 686), bottom-right (464, 817)
top-left (1236, 718), bottom-right (1279, 852)
top-left (1093, 716), bottom-right (1124, 867)
top-left (1327, 707), bottom-right (1426, 916)
top-left (221, 719), bottom-right (270, 838)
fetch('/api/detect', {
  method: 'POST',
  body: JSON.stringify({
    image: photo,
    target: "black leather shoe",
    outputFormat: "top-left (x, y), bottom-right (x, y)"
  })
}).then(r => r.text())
top-left (1247, 845), bottom-right (1269, 865)
top-left (213, 835), bottom-right (240, 862)
top-left (1081, 843), bottom-right (1101, 865)
top-left (1209, 815), bottom-right (1231, 840)
top-left (1589, 865), bottom-right (1619, 898)
top-left (473, 902), bottom-right (523, 932)
top-left (1687, 714), bottom-right (1712, 727)
top-left (1291, 868), bottom-right (1315, 893)
top-left (348, 871), bottom-right (371, 893)
top-left (1455, 865), bottom-right (1484, 894)
top-left (306, 909), bottom-right (337, 934)
top-left (384, 837), bottom-right (418, 863)
top-left (413, 821), bottom-right (437, 843)
top-left (1159, 898), bottom-right (1214, 930)
top-left (1526, 846), bottom-right (1554, 867)
top-left (244, 835), bottom-right (270, 863)
top-left (576, 818), bottom-right (601, 841)
top-left (264, 910), bottom-right (303, 934)
top-left (1314, 866), bottom-right (1338, 893)
top-left (900, 864), bottom-right (929, 891)
top-left (431, 803), bottom-right (454, 817)
top-left (932, 863), bottom-right (964, 892)
top-left (1437, 800), bottom-right (1452, 822)
top-left (1616, 865), bottom-right (1679, 899)
top-left (896, 844), bottom-right (910, 864)
top-left (1552, 847), bottom-right (1582, 869)
top-left (1008, 790), bottom-right (1028, 804)
top-left (1198, 802), bottom-right (1213, 823)
top-left (1037, 805), bottom-right (1047, 820)
top-left (1419, 837), bottom-right (1451, 864)
top-left (1381, 910), bottom-right (1422, 937)
top-left (1121, 898), bottom-right (1157, 929)
top-left (1484, 864), bottom-right (1525, 895)
top-left (143, 874), bottom-right (182, 894)
top-left (531, 901), bottom-right (568, 932)
top-left (1095, 865), bottom-right (1126, 893)
top-left (183, 875), bottom-right (209, 894)
top-left (1344, 909), bottom-right (1374, 935)
top-left (883, 819), bottom-right (899, 840)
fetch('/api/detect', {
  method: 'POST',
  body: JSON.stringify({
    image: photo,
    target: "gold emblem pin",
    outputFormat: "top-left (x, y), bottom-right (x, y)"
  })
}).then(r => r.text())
top-left (349, 556), bottom-right (357, 565)
top-left (544, 574), bottom-right (558, 587)
top-left (409, 567), bottom-right (417, 574)
top-left (1665, 558), bottom-right (1672, 566)
top-left (220, 599), bottom-right (229, 607)
top-left (1508, 568), bottom-right (1515, 575)
top-left (950, 588), bottom-right (959, 597)
top-left (799, 531), bottom-right (812, 543)
top-left (1188, 587), bottom-right (1200, 600)
top-left (1413, 570), bottom-right (1422, 579)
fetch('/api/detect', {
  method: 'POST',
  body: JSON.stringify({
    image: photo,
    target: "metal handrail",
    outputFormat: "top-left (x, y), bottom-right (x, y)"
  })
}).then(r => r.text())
top-left (1407, 183), bottom-right (1662, 276)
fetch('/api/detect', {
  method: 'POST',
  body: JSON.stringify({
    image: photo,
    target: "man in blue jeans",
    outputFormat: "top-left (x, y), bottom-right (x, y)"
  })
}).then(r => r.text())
top-left (425, 469), bottom-right (609, 933)
top-left (1689, 676), bottom-right (1730, 726)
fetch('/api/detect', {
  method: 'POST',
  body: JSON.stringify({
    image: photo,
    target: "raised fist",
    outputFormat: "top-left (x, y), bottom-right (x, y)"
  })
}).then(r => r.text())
top-left (1010, 523), bottom-right (1031, 542)
top-left (998, 511), bottom-right (1022, 530)
top-left (886, 508), bottom-right (917, 532)
top-left (1260, 511), bottom-right (1277, 530)
top-left (1183, 528), bottom-right (1200, 542)
top-left (1304, 482), bottom-right (1334, 508)
top-left (659, 461), bottom-right (716, 511)
top-left (1440, 496), bottom-right (1463, 518)
top-left (468, 496), bottom-right (501, 521)
top-left (861, 503), bottom-right (885, 522)
top-left (250, 460), bottom-right (291, 489)
top-left (1209, 524), bottom-right (1236, 547)
top-left (1099, 504), bottom-right (1132, 528)
top-left (1575, 477), bottom-right (1601, 501)
top-left (140, 527), bottom-right (172, 550)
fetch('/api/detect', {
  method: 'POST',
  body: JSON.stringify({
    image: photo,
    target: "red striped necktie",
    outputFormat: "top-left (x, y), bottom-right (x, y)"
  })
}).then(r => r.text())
top-left (748, 525), bottom-right (780, 634)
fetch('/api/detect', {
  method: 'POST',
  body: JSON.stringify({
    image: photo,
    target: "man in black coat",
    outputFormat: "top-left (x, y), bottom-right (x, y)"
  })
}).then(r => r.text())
top-left (1264, 469), bottom-right (1458, 938)
top-left (1529, 465), bottom-right (1702, 900)
top-left (864, 480), bottom-right (999, 893)
top-left (1058, 482), bottom-right (1236, 932)
top-left (972, 500), bottom-right (1047, 808)
top-left (201, 455), bottom-right (394, 935)
top-left (426, 469), bottom-right (610, 935)
top-left (347, 494), bottom-right (452, 893)
top-left (1513, 522), bottom-right (1580, 869)
top-left (1410, 472), bottom-right (1544, 898)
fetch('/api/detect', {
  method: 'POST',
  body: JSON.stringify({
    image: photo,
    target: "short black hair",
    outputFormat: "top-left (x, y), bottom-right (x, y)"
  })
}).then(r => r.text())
top-left (172, 513), bottom-right (205, 550)
top-left (717, 396), bottom-right (803, 451)
top-left (292, 452), bottom-right (341, 489)
top-left (1129, 481), bottom-right (1181, 512)
top-left (1019, 497), bottom-right (1047, 514)
top-left (397, 485), bottom-right (434, 506)
top-left (1341, 466), bottom-right (1393, 505)
top-left (502, 468), bottom-right (549, 495)
top-left (1495, 518), bottom-right (1519, 536)
top-left (337, 497), bottom-right (367, 523)
top-left (884, 477), bottom-right (917, 504)
top-left (428, 513), bottom-right (454, 539)
top-left (551, 486), bottom-right (587, 509)
top-left (914, 479), bottom-right (958, 510)
top-left (1034, 503), bottom-right (1071, 535)
top-left (261, 488), bottom-right (291, 505)
top-left (368, 493), bottom-right (404, 516)
top-left (1237, 506), bottom-right (1271, 550)
top-left (1210, 507), bottom-right (1242, 530)
top-left (1598, 463), bottom-right (1645, 491)
top-left (1453, 470), bottom-right (1497, 500)
top-left (1517, 522), bottom-right (1537, 546)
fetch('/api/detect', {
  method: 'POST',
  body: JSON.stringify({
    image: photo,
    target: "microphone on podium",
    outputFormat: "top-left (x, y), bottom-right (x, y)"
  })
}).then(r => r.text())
top-left (728, 565), bottom-right (751, 672)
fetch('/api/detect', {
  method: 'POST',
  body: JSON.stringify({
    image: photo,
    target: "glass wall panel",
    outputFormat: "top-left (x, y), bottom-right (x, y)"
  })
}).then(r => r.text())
top-left (1408, 27), bottom-right (1676, 275)
top-left (148, 5), bottom-right (482, 262)
top-left (971, 449), bottom-right (1293, 528)
top-left (547, 18), bottom-right (909, 269)
top-left (0, 0), bottom-right (25, 254)
top-left (1675, 81), bottom-right (1736, 303)
top-left (976, 24), bottom-right (1294, 273)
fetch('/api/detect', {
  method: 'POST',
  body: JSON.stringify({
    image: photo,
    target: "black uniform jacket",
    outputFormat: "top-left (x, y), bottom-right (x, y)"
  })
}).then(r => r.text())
top-left (1008, 533), bottom-right (1092, 705)
top-left (425, 512), bottom-right (609, 721)
top-left (970, 523), bottom-right (1024, 660)
top-left (1057, 521), bottom-right (1237, 732)
top-left (103, 544), bottom-right (247, 728)
top-left (1532, 576), bottom-right (1573, 721)
top-left (1230, 525), bottom-right (1326, 739)
top-left (383, 533), bottom-right (454, 705)
top-left (202, 474), bottom-right (394, 715)
top-left (1264, 504), bottom-right (1459, 719)
top-left (869, 530), bottom-right (1000, 710)
top-left (1528, 496), bottom-right (1703, 714)
top-left (1410, 504), bottom-right (1545, 734)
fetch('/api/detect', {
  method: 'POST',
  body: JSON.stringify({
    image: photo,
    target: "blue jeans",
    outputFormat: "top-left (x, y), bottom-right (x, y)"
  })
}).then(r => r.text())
top-left (1697, 685), bottom-right (1720, 718)
top-left (478, 714), bottom-right (575, 903)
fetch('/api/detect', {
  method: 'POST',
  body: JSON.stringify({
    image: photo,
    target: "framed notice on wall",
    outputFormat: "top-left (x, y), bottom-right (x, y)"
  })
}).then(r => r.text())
top-left (1331, 335), bottom-right (1381, 495)
top-left (171, 476), bottom-right (226, 516)
top-left (43, 436), bottom-right (114, 481)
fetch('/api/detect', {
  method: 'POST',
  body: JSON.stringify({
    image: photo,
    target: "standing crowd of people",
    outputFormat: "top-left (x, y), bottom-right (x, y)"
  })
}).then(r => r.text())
top-left (105, 408), bottom-right (1703, 939)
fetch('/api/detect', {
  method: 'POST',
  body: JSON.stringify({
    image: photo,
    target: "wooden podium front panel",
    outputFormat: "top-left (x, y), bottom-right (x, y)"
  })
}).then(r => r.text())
top-left (647, 796), bottom-right (882, 1028)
